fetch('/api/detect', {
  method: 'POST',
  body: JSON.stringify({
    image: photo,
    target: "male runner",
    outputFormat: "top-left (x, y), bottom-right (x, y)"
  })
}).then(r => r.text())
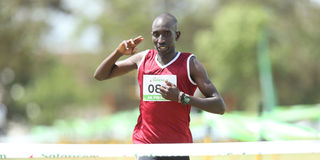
top-left (94, 13), bottom-right (226, 160)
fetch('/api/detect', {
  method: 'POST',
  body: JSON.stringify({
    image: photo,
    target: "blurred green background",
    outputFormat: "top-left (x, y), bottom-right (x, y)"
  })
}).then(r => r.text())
top-left (0, 0), bottom-right (319, 143)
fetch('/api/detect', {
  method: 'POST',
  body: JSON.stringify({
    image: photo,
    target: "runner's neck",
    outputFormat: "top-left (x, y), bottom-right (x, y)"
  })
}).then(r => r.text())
top-left (157, 51), bottom-right (178, 66)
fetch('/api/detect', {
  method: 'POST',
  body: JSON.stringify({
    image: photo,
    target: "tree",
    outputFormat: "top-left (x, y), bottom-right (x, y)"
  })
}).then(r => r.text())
top-left (0, 0), bottom-right (66, 123)
top-left (194, 4), bottom-right (272, 111)
top-left (195, 0), bottom-right (320, 111)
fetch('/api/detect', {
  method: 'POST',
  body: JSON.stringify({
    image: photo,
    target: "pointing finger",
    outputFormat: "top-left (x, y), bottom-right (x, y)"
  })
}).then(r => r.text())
top-left (165, 80), bottom-right (173, 86)
top-left (134, 36), bottom-right (144, 45)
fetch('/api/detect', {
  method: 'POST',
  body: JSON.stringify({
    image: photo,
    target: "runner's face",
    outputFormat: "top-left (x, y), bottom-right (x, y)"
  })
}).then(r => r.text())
top-left (152, 22), bottom-right (177, 55)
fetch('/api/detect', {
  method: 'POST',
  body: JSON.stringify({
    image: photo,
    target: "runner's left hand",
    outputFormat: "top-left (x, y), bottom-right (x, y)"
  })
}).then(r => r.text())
top-left (159, 80), bottom-right (180, 102)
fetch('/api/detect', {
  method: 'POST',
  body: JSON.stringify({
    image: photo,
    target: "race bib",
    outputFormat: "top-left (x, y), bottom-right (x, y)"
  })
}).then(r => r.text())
top-left (143, 75), bottom-right (177, 101)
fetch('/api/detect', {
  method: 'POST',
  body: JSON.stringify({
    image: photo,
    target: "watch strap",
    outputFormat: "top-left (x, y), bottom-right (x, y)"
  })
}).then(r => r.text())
top-left (181, 93), bottom-right (190, 105)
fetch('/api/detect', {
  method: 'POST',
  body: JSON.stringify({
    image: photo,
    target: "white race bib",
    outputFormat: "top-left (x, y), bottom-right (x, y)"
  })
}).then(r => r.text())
top-left (143, 75), bottom-right (177, 101)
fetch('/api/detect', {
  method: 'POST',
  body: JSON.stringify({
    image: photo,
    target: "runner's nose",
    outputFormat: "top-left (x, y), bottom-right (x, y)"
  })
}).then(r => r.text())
top-left (158, 34), bottom-right (166, 43)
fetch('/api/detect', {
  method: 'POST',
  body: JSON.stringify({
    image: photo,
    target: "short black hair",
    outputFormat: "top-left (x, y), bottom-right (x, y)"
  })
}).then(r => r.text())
top-left (152, 13), bottom-right (178, 31)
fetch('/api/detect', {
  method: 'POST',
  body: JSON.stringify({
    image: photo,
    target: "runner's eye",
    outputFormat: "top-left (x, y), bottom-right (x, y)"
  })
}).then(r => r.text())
top-left (152, 32), bottom-right (159, 38)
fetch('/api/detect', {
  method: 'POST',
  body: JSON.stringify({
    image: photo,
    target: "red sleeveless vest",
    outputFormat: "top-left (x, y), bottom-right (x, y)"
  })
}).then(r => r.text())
top-left (133, 49), bottom-right (197, 144)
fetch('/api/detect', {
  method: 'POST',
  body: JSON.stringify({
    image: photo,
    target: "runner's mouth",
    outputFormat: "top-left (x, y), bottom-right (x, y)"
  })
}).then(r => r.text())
top-left (158, 46), bottom-right (168, 50)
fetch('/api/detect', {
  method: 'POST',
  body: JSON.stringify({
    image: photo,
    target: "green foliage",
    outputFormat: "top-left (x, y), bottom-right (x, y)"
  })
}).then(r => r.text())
top-left (19, 56), bottom-right (94, 124)
top-left (0, 0), bottom-right (52, 119)
top-left (195, 1), bottom-right (320, 110)
top-left (269, 1), bottom-right (320, 105)
top-left (195, 4), bottom-right (272, 110)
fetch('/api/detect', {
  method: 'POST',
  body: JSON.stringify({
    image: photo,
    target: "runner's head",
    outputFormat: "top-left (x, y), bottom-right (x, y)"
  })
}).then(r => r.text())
top-left (152, 13), bottom-right (181, 55)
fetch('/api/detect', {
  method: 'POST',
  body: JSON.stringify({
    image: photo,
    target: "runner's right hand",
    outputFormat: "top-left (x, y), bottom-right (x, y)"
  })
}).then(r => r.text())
top-left (116, 36), bottom-right (144, 55)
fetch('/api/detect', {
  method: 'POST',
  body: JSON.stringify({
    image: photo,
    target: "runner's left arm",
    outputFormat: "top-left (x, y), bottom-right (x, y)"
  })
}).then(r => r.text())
top-left (160, 56), bottom-right (226, 114)
top-left (187, 57), bottom-right (226, 114)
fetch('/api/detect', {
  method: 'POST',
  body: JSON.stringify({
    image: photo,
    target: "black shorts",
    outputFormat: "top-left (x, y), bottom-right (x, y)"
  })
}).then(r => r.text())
top-left (137, 156), bottom-right (190, 160)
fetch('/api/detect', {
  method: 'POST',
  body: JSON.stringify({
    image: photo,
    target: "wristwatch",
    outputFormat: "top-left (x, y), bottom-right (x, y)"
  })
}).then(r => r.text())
top-left (181, 93), bottom-right (190, 105)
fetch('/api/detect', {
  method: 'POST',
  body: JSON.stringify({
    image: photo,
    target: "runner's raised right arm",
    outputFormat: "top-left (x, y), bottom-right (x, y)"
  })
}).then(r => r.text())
top-left (94, 36), bottom-right (144, 80)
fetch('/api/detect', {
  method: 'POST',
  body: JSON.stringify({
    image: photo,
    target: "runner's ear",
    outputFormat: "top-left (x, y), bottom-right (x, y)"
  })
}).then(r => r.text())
top-left (175, 31), bottom-right (181, 41)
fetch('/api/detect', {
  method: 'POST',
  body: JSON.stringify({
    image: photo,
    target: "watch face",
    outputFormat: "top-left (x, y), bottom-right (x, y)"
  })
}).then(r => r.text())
top-left (185, 96), bottom-right (190, 104)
